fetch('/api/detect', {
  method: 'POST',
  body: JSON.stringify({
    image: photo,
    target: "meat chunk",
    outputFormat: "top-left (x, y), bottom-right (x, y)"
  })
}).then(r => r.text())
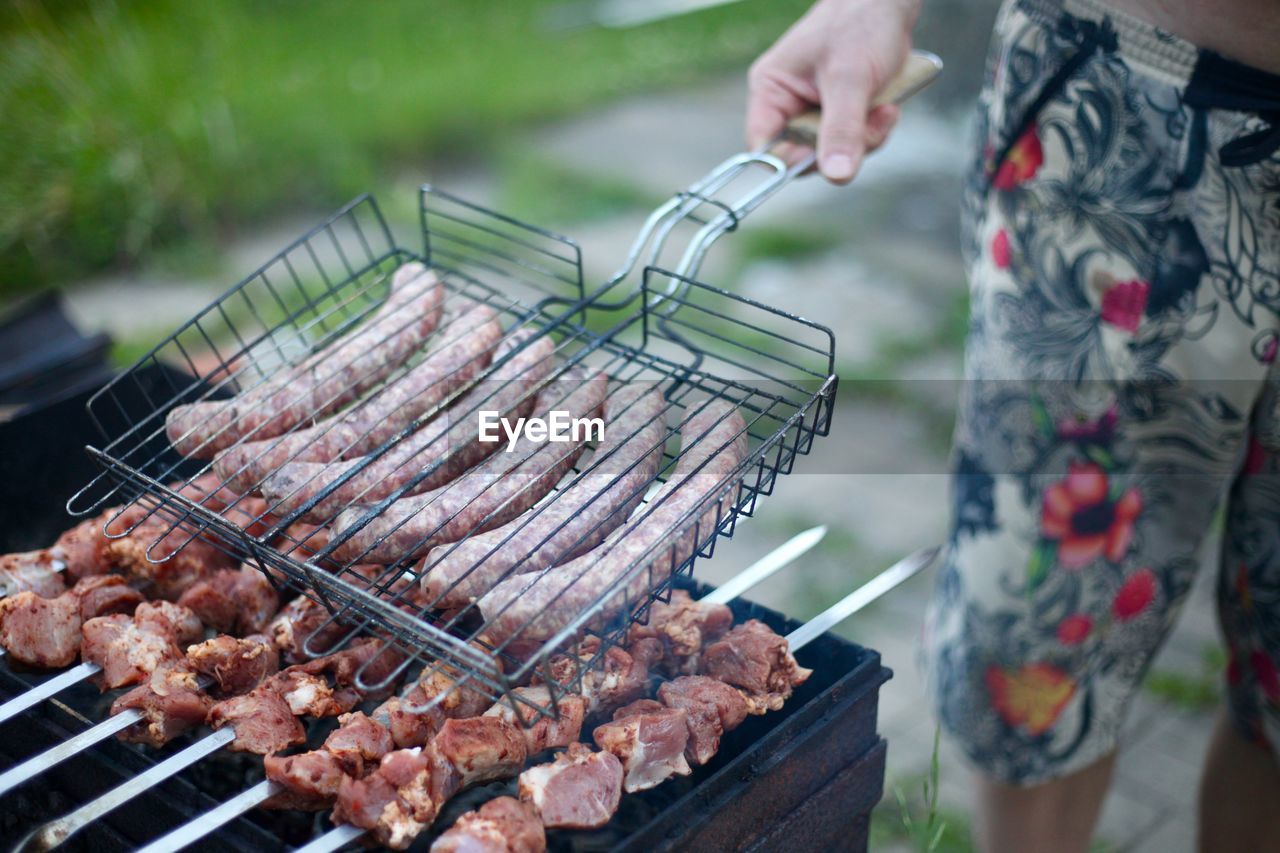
top-left (484, 686), bottom-right (586, 754)
top-left (177, 564), bottom-right (278, 635)
top-left (83, 601), bottom-right (203, 689)
top-left (629, 589), bottom-right (732, 673)
top-left (111, 664), bottom-right (213, 747)
top-left (518, 742), bottom-right (623, 830)
top-left (657, 675), bottom-right (749, 765)
top-left (207, 687), bottom-right (305, 754)
top-left (700, 620), bottom-right (812, 713)
top-left (431, 797), bottom-right (546, 853)
top-left (73, 575), bottom-right (145, 620)
top-left (264, 750), bottom-right (352, 811)
top-left (269, 596), bottom-right (348, 663)
top-left (325, 711), bottom-right (396, 768)
top-left (593, 702), bottom-right (691, 792)
top-left (0, 551), bottom-right (67, 598)
top-left (545, 637), bottom-right (652, 716)
top-left (0, 590), bottom-right (81, 668)
top-left (102, 510), bottom-right (236, 600)
top-left (333, 747), bottom-right (443, 850)
top-left (187, 634), bottom-right (279, 696)
top-left (434, 716), bottom-right (528, 790)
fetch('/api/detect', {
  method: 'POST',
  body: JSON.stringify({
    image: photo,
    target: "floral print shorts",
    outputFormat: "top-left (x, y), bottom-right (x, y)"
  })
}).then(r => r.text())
top-left (920, 0), bottom-right (1280, 783)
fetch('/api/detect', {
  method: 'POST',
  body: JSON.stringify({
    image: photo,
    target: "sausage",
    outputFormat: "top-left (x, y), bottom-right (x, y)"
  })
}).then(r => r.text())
top-left (421, 386), bottom-right (667, 608)
top-left (212, 302), bottom-right (502, 493)
top-left (328, 368), bottom-right (609, 565)
top-left (258, 330), bottom-right (556, 524)
top-left (166, 262), bottom-right (445, 458)
top-left (477, 400), bottom-right (748, 644)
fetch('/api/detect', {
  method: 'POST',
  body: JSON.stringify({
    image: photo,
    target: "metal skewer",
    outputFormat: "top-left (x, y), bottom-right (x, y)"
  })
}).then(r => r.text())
top-left (0, 706), bottom-right (141, 798)
top-left (16, 728), bottom-right (237, 853)
top-left (0, 661), bottom-right (101, 727)
top-left (132, 526), bottom-right (828, 853)
top-left (294, 544), bottom-right (940, 853)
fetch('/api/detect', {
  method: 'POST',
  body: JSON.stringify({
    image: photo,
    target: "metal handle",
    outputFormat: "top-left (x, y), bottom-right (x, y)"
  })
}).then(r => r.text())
top-left (618, 49), bottom-right (942, 310)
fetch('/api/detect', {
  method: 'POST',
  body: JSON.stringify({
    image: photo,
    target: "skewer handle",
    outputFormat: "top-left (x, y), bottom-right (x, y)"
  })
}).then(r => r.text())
top-left (779, 49), bottom-right (944, 148)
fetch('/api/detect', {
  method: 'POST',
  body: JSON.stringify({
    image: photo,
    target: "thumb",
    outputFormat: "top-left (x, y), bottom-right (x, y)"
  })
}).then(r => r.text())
top-left (816, 74), bottom-right (870, 184)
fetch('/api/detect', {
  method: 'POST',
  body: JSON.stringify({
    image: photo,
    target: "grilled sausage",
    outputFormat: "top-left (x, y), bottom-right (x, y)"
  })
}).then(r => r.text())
top-left (329, 369), bottom-right (609, 565)
top-left (166, 262), bottom-right (445, 458)
top-left (421, 386), bottom-right (667, 608)
top-left (213, 302), bottom-right (502, 493)
top-left (258, 330), bottom-right (556, 523)
top-left (477, 400), bottom-right (748, 644)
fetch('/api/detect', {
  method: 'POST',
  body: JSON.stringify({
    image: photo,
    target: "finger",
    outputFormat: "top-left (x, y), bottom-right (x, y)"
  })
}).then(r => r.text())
top-left (863, 104), bottom-right (901, 154)
top-left (745, 97), bottom-right (792, 152)
top-left (815, 68), bottom-right (871, 184)
top-left (746, 63), bottom-right (817, 150)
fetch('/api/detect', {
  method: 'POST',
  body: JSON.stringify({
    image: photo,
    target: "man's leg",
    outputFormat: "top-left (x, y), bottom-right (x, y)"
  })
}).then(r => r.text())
top-left (1198, 711), bottom-right (1280, 852)
top-left (976, 751), bottom-right (1117, 853)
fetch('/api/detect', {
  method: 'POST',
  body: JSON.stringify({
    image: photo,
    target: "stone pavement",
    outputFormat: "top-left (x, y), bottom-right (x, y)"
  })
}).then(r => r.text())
top-left (56, 6), bottom-right (1222, 846)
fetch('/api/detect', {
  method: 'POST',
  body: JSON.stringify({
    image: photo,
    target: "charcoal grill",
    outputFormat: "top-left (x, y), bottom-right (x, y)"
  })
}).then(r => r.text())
top-left (0, 378), bottom-right (894, 849)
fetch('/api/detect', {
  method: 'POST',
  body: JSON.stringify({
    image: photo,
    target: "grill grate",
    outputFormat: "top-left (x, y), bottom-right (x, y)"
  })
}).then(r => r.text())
top-left (67, 183), bottom-right (836, 723)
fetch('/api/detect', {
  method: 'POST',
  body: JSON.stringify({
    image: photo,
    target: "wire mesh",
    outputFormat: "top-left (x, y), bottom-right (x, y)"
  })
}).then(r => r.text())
top-left (68, 187), bottom-right (836, 724)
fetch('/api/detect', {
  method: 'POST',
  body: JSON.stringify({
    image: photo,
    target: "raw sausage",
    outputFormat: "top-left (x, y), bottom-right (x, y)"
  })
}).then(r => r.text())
top-left (258, 330), bottom-right (556, 523)
top-left (477, 400), bottom-right (747, 644)
top-left (420, 386), bottom-right (667, 608)
top-left (212, 302), bottom-right (501, 493)
top-left (166, 262), bottom-right (445, 458)
top-left (329, 368), bottom-right (609, 565)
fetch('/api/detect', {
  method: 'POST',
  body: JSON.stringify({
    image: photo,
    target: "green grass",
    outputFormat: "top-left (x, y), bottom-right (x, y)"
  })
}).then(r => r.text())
top-left (1143, 642), bottom-right (1226, 713)
top-left (496, 151), bottom-right (662, 229)
top-left (0, 0), bottom-right (812, 296)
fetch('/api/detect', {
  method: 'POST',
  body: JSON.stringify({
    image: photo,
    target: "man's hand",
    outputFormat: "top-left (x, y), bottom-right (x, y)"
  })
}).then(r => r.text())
top-left (747, 0), bottom-right (920, 184)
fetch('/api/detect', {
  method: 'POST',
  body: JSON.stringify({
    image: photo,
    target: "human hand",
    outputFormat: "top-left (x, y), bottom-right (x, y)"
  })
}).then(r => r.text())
top-left (747, 0), bottom-right (921, 184)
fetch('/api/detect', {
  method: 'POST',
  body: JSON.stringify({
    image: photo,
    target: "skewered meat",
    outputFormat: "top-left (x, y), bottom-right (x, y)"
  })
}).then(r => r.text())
top-left (484, 686), bottom-right (586, 754)
top-left (422, 385), bottom-right (667, 608)
top-left (166, 262), bottom-right (446, 457)
top-left (325, 711), bottom-right (396, 768)
top-left (333, 747), bottom-right (444, 849)
top-left (187, 634), bottom-right (280, 696)
top-left (0, 576), bottom-right (144, 668)
top-left (542, 636), bottom-right (657, 716)
top-left (478, 401), bottom-right (748, 643)
top-left (0, 590), bottom-right (80, 667)
top-left (517, 742), bottom-right (623, 830)
top-left (111, 663), bottom-right (214, 747)
top-left (215, 302), bottom-right (502, 493)
top-left (208, 687), bottom-right (306, 754)
top-left (260, 329), bottom-right (555, 523)
top-left (700, 619), bottom-right (811, 713)
top-left (592, 700), bottom-right (691, 792)
top-left (82, 601), bottom-right (202, 689)
top-left (177, 563), bottom-right (279, 636)
top-left (431, 797), bottom-right (546, 853)
top-left (330, 369), bottom-right (608, 564)
top-left (657, 675), bottom-right (749, 765)
top-left (269, 595), bottom-right (348, 664)
top-left (263, 750), bottom-right (352, 811)
top-left (0, 552), bottom-right (67, 598)
top-left (377, 670), bottom-right (492, 749)
top-left (628, 588), bottom-right (732, 674)
top-left (434, 716), bottom-right (529, 791)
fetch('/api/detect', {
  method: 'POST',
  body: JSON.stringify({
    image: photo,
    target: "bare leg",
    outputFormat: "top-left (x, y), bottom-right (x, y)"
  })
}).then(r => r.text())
top-left (974, 750), bottom-right (1116, 853)
top-left (1198, 709), bottom-right (1280, 853)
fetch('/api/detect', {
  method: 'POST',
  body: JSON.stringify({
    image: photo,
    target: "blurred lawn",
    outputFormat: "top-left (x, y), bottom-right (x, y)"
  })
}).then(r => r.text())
top-left (0, 0), bottom-right (809, 297)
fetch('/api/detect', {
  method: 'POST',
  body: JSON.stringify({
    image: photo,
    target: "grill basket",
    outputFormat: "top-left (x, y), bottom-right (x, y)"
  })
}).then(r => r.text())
top-left (68, 186), bottom-right (837, 723)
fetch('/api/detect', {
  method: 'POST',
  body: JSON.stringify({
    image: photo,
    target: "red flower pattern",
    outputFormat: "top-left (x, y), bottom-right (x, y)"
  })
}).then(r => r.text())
top-left (1056, 614), bottom-right (1093, 646)
top-left (992, 127), bottom-right (1044, 191)
top-left (991, 229), bottom-right (1012, 269)
top-left (1041, 462), bottom-right (1142, 569)
top-left (1100, 279), bottom-right (1150, 333)
top-left (1112, 569), bottom-right (1156, 621)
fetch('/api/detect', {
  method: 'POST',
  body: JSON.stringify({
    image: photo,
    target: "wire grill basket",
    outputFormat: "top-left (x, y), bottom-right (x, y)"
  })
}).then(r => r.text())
top-left (68, 183), bottom-right (836, 724)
